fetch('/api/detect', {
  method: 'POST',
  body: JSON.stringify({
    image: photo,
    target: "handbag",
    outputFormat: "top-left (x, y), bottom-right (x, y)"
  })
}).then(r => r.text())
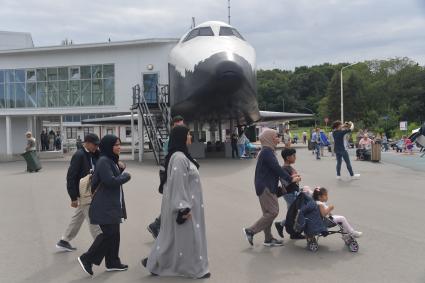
top-left (79, 173), bottom-right (93, 205)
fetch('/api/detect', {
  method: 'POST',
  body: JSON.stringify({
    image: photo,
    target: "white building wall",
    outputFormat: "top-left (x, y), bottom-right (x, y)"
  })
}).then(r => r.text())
top-left (0, 41), bottom-right (176, 117)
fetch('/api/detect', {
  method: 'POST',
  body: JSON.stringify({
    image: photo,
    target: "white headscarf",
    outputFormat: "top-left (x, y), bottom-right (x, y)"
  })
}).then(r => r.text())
top-left (259, 128), bottom-right (277, 151)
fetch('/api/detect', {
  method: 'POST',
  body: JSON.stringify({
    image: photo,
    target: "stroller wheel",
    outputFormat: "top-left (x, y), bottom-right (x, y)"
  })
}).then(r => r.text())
top-left (307, 238), bottom-right (319, 252)
top-left (342, 234), bottom-right (352, 245)
top-left (348, 240), bottom-right (359, 252)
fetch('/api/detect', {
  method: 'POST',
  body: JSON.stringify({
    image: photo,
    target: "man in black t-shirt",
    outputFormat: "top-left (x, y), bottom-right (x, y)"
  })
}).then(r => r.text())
top-left (332, 121), bottom-right (360, 180)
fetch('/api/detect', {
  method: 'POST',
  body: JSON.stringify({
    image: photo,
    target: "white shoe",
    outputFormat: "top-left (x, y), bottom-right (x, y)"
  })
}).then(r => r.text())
top-left (351, 174), bottom-right (360, 179)
top-left (336, 176), bottom-right (342, 180)
top-left (351, 231), bottom-right (362, 238)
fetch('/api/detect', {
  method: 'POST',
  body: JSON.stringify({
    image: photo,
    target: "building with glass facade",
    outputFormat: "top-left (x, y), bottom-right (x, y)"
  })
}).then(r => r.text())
top-left (0, 32), bottom-right (178, 160)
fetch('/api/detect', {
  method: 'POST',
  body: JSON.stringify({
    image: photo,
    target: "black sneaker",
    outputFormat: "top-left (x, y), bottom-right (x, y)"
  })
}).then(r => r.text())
top-left (147, 222), bottom-right (159, 239)
top-left (77, 256), bottom-right (93, 276)
top-left (274, 222), bottom-right (284, 238)
top-left (198, 272), bottom-right (211, 279)
top-left (263, 238), bottom-right (284, 247)
top-left (141, 258), bottom-right (157, 276)
top-left (290, 233), bottom-right (306, 240)
top-left (243, 228), bottom-right (254, 246)
top-left (56, 240), bottom-right (76, 252)
top-left (106, 263), bottom-right (128, 272)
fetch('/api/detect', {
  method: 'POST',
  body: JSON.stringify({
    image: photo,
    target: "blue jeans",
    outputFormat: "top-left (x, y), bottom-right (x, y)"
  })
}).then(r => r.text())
top-left (315, 143), bottom-right (321, 159)
top-left (280, 191), bottom-right (299, 226)
top-left (336, 150), bottom-right (354, 176)
top-left (238, 144), bottom-right (245, 157)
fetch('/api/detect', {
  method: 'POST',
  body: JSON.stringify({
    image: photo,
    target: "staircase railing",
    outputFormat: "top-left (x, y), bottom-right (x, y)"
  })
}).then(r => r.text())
top-left (132, 84), bottom-right (165, 164)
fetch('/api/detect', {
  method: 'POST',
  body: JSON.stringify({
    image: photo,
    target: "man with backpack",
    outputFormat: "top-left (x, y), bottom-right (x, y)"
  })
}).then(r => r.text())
top-left (56, 133), bottom-right (102, 251)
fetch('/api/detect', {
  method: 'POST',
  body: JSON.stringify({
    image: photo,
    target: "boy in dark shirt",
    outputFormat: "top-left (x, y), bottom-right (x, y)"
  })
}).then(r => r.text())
top-left (274, 148), bottom-right (305, 240)
top-left (332, 120), bottom-right (360, 180)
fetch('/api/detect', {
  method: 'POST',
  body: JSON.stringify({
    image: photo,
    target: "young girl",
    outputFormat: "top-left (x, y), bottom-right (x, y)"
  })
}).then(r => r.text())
top-left (313, 187), bottom-right (362, 238)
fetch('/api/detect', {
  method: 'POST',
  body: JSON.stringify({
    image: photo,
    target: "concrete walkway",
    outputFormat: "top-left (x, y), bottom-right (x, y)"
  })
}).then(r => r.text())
top-left (0, 147), bottom-right (424, 283)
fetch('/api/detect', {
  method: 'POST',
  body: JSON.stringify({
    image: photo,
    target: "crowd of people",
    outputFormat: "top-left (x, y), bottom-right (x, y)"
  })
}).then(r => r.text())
top-left (53, 118), bottom-right (367, 279)
top-left (40, 129), bottom-right (62, 151)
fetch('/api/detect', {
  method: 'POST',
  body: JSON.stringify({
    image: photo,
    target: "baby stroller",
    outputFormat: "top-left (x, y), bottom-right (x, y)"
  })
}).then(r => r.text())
top-left (305, 216), bottom-right (360, 253)
top-left (286, 190), bottom-right (359, 253)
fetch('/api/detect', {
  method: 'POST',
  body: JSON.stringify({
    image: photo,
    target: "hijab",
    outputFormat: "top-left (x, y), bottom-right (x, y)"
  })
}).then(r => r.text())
top-left (164, 125), bottom-right (199, 180)
top-left (259, 128), bottom-right (277, 151)
top-left (99, 134), bottom-right (120, 164)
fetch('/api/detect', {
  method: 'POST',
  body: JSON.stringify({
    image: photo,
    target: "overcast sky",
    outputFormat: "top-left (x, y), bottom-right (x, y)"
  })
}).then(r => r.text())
top-left (1, 0), bottom-right (424, 69)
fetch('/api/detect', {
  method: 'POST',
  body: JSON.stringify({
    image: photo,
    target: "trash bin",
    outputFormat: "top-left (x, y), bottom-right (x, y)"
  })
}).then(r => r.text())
top-left (371, 143), bottom-right (381, 162)
top-left (21, 151), bottom-right (42, 172)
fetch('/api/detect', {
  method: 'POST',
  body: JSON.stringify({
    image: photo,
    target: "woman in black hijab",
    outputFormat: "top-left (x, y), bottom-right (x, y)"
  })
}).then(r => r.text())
top-left (142, 125), bottom-right (210, 279)
top-left (78, 135), bottom-right (131, 276)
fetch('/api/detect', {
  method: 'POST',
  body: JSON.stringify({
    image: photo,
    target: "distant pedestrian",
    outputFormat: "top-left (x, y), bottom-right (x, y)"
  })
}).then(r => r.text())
top-left (55, 133), bottom-right (62, 150)
top-left (76, 136), bottom-right (83, 150)
top-left (231, 130), bottom-right (239, 158)
top-left (237, 130), bottom-right (249, 158)
top-left (382, 134), bottom-right (389, 152)
top-left (302, 131), bottom-right (307, 144)
top-left (283, 128), bottom-right (291, 147)
top-left (25, 131), bottom-right (36, 152)
top-left (40, 130), bottom-right (48, 151)
top-left (311, 128), bottom-right (322, 160)
top-left (78, 135), bottom-right (131, 276)
top-left (243, 128), bottom-right (301, 247)
top-left (48, 130), bottom-right (56, 151)
top-left (23, 132), bottom-right (41, 172)
top-left (141, 125), bottom-right (210, 279)
top-left (332, 121), bottom-right (360, 180)
top-left (56, 133), bottom-right (102, 252)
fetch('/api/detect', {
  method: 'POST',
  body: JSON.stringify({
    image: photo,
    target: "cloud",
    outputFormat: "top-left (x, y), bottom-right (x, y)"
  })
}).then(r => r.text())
top-left (0, 0), bottom-right (424, 69)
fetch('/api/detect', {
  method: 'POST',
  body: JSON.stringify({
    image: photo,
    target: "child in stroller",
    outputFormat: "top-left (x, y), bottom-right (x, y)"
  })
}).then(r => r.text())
top-left (286, 187), bottom-right (361, 252)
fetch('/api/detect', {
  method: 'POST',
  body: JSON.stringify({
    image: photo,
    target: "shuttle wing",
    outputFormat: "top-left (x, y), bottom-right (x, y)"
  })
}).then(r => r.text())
top-left (258, 111), bottom-right (314, 123)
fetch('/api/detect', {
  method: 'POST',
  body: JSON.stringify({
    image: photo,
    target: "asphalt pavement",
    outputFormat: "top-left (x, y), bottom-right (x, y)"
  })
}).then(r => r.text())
top-left (0, 147), bottom-right (424, 283)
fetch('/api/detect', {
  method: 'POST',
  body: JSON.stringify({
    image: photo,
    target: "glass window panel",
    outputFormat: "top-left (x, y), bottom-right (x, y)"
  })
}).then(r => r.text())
top-left (69, 67), bottom-right (80, 80)
top-left (0, 83), bottom-right (5, 108)
top-left (70, 80), bottom-right (81, 106)
top-left (15, 70), bottom-right (25, 83)
top-left (15, 83), bottom-right (25, 108)
top-left (183, 28), bottom-right (199, 42)
top-left (80, 66), bottom-right (91, 79)
top-left (47, 81), bottom-right (59, 107)
top-left (92, 65), bottom-right (102, 79)
top-left (0, 70), bottom-right (4, 83)
top-left (6, 83), bottom-right (15, 108)
top-left (199, 27), bottom-right (214, 36)
top-left (92, 79), bottom-right (103, 105)
top-left (6, 70), bottom-right (15, 83)
top-left (26, 82), bottom-right (37, 107)
top-left (103, 64), bottom-right (114, 78)
top-left (47, 68), bottom-right (58, 81)
top-left (37, 82), bottom-right (47, 107)
top-left (58, 67), bottom-right (68, 80)
top-left (59, 81), bottom-right (70, 106)
top-left (27, 70), bottom-right (36, 81)
top-left (143, 73), bottom-right (158, 103)
top-left (104, 78), bottom-right (114, 105)
top-left (36, 69), bottom-right (47, 81)
top-left (81, 80), bottom-right (92, 106)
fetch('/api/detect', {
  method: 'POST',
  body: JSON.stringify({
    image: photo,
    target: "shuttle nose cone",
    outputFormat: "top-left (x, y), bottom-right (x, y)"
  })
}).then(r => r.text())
top-left (215, 60), bottom-right (243, 91)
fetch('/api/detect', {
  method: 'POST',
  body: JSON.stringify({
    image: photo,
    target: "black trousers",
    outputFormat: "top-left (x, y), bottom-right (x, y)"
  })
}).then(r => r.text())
top-left (81, 224), bottom-right (121, 267)
top-left (231, 143), bottom-right (238, 158)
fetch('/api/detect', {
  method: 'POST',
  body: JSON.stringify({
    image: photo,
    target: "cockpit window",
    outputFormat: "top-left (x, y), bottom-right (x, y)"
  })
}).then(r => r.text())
top-left (183, 27), bottom-right (214, 42)
top-left (219, 27), bottom-right (245, 40)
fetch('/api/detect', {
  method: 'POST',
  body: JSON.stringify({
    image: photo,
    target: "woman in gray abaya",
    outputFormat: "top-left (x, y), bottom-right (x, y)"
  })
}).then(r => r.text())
top-left (141, 125), bottom-right (210, 279)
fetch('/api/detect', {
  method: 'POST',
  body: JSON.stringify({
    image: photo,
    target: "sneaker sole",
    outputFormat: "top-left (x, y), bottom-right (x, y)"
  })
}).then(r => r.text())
top-left (263, 242), bottom-right (284, 247)
top-left (77, 257), bottom-right (93, 276)
top-left (243, 228), bottom-right (253, 246)
top-left (106, 267), bottom-right (128, 272)
top-left (56, 244), bottom-right (76, 252)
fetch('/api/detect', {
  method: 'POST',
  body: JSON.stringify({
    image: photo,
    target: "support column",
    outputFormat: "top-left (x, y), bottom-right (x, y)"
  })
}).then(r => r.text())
top-left (137, 108), bottom-right (144, 162)
top-left (130, 109), bottom-right (135, 161)
top-left (6, 116), bottom-right (12, 157)
top-left (60, 115), bottom-right (64, 154)
top-left (27, 116), bottom-right (33, 133)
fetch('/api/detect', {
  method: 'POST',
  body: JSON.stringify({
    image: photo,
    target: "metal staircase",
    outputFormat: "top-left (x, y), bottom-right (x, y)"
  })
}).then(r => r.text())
top-left (132, 84), bottom-right (170, 165)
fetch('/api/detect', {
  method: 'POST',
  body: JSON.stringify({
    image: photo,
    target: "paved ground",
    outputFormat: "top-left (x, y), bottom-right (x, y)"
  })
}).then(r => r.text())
top-left (1, 148), bottom-right (424, 283)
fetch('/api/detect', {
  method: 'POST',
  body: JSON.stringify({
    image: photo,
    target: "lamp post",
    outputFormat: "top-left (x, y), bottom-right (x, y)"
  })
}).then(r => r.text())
top-left (340, 62), bottom-right (360, 123)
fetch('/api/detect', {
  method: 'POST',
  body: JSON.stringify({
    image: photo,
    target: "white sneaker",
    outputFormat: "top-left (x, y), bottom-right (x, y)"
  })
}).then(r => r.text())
top-left (351, 174), bottom-right (360, 180)
top-left (351, 231), bottom-right (362, 238)
top-left (336, 176), bottom-right (342, 180)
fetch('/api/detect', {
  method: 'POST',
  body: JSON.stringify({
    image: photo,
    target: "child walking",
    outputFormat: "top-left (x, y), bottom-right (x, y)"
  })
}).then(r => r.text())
top-left (313, 187), bottom-right (362, 238)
